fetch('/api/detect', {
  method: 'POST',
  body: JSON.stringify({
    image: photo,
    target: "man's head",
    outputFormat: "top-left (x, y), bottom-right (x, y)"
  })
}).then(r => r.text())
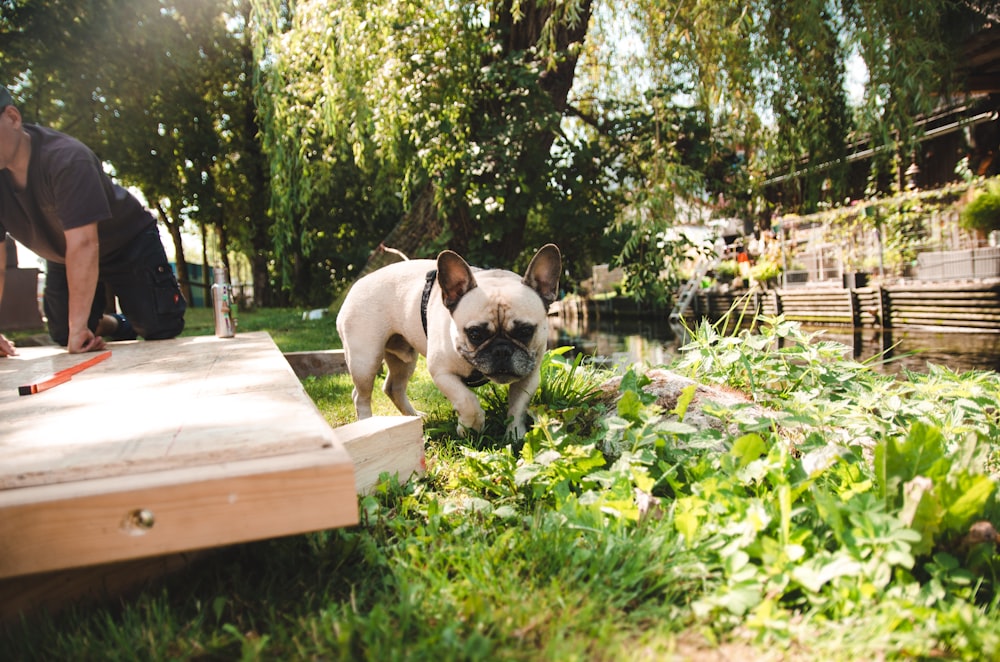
top-left (0, 88), bottom-right (26, 172)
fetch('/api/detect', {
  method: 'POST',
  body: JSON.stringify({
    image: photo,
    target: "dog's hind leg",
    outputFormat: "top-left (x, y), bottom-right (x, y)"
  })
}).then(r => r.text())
top-left (344, 348), bottom-right (381, 419)
top-left (383, 334), bottom-right (420, 416)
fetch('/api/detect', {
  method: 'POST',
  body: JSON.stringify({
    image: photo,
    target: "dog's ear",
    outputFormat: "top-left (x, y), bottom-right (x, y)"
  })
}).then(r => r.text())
top-left (523, 244), bottom-right (561, 310)
top-left (437, 250), bottom-right (478, 311)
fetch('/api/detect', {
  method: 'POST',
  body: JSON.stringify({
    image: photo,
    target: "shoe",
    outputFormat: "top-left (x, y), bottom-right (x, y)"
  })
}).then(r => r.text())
top-left (110, 313), bottom-right (138, 341)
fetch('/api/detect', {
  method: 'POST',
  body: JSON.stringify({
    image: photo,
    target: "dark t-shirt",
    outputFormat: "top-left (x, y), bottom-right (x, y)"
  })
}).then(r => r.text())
top-left (0, 124), bottom-right (155, 264)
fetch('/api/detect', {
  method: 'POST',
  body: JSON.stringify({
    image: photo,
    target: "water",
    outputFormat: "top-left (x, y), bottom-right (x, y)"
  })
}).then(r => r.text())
top-left (548, 315), bottom-right (1000, 375)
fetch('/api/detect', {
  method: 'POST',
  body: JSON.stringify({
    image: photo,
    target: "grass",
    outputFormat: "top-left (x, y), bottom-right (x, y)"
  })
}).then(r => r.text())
top-left (179, 306), bottom-right (341, 353)
top-left (4, 310), bottom-right (1000, 660)
top-left (6, 305), bottom-right (341, 354)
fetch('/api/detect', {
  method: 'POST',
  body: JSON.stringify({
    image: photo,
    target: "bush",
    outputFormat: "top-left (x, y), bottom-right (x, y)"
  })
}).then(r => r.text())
top-left (750, 256), bottom-right (782, 283)
top-left (960, 178), bottom-right (1000, 234)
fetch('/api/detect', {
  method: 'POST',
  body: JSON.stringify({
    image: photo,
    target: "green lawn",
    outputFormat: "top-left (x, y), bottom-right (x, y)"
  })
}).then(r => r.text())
top-left (3, 313), bottom-right (1000, 660)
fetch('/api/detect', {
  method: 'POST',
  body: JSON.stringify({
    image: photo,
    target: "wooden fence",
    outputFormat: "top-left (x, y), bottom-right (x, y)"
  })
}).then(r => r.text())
top-left (683, 281), bottom-right (1000, 332)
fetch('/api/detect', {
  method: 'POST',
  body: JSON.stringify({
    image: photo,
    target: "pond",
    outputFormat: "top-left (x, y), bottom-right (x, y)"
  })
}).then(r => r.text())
top-left (548, 315), bottom-right (1000, 375)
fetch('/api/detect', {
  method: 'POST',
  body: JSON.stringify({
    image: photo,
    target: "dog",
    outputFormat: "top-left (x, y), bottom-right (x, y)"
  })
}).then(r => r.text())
top-left (336, 244), bottom-right (561, 439)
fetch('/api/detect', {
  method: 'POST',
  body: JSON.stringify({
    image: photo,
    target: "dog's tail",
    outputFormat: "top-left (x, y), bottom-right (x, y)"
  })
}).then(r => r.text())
top-left (377, 243), bottom-right (409, 261)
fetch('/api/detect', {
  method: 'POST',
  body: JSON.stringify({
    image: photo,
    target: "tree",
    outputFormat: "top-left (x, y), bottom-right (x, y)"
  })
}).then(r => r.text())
top-left (596, 0), bottom-right (991, 299)
top-left (250, 0), bottom-right (594, 272)
top-left (0, 0), bottom-right (277, 304)
top-left (7, 0), bottom-right (983, 307)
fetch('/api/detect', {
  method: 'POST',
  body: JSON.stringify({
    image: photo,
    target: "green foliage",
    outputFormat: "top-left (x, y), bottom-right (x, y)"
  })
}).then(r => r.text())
top-left (614, 226), bottom-right (711, 305)
top-left (749, 256), bottom-right (782, 284)
top-left (250, 0), bottom-right (596, 267)
top-left (783, 183), bottom-right (967, 276)
top-left (4, 0), bottom-right (980, 306)
top-left (961, 177), bottom-right (1000, 234)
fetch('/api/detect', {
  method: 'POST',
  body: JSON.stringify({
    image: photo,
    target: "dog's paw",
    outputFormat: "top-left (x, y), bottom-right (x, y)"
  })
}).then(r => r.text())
top-left (456, 409), bottom-right (485, 437)
top-left (505, 420), bottom-right (528, 441)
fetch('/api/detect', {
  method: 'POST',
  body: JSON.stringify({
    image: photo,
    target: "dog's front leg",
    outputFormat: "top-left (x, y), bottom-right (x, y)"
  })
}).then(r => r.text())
top-left (432, 371), bottom-right (486, 436)
top-left (505, 371), bottom-right (540, 440)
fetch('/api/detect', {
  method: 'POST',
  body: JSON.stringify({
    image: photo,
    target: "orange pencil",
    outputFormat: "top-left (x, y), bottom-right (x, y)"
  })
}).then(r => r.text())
top-left (18, 350), bottom-right (112, 396)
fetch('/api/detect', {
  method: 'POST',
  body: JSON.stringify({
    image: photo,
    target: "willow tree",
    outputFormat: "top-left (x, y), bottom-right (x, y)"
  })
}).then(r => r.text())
top-left (0, 0), bottom-right (271, 304)
top-left (251, 0), bottom-right (593, 274)
top-left (617, 0), bottom-right (985, 218)
top-left (575, 0), bottom-right (990, 299)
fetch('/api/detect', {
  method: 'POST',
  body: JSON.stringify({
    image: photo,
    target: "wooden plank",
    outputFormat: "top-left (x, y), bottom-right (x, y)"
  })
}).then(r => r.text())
top-left (284, 349), bottom-right (348, 378)
top-left (0, 447), bottom-right (357, 579)
top-left (0, 267), bottom-right (43, 331)
top-left (0, 417), bottom-right (427, 623)
top-left (0, 333), bottom-right (340, 490)
top-left (0, 332), bottom-right (363, 582)
top-left (336, 416), bottom-right (426, 494)
top-left (890, 308), bottom-right (1000, 321)
top-left (888, 290), bottom-right (1000, 301)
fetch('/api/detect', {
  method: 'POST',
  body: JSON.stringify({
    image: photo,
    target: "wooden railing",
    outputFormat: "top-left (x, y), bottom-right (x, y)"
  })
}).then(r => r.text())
top-left (683, 282), bottom-right (1000, 331)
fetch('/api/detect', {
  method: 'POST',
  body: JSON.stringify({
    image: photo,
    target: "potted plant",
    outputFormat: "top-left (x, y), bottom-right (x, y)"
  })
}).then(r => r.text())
top-left (751, 257), bottom-right (783, 288)
top-left (960, 178), bottom-right (1000, 238)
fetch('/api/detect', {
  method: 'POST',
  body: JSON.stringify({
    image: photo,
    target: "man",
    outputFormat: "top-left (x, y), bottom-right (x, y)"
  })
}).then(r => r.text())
top-left (0, 87), bottom-right (186, 355)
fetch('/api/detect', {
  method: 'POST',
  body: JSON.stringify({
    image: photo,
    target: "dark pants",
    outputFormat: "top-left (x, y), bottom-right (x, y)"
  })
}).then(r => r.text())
top-left (43, 228), bottom-right (187, 346)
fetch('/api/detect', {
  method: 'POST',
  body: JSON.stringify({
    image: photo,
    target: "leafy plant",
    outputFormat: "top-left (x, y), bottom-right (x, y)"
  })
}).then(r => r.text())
top-left (750, 256), bottom-right (782, 284)
top-left (960, 177), bottom-right (1000, 235)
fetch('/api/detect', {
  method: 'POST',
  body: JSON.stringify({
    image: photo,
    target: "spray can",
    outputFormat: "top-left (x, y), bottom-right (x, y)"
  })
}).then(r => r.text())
top-left (211, 266), bottom-right (236, 338)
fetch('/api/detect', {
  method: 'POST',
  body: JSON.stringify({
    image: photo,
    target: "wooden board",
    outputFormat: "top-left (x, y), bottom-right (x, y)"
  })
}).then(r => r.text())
top-left (0, 332), bottom-right (343, 490)
top-left (0, 416), bottom-right (425, 622)
top-left (0, 448), bottom-right (355, 578)
top-left (0, 332), bottom-right (360, 580)
top-left (337, 416), bottom-right (425, 494)
top-left (283, 348), bottom-right (348, 379)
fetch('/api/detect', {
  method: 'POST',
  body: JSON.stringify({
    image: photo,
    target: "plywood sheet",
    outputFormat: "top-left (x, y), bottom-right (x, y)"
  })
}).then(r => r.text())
top-left (0, 332), bottom-right (362, 582)
top-left (0, 332), bottom-right (342, 489)
top-left (0, 448), bottom-right (356, 578)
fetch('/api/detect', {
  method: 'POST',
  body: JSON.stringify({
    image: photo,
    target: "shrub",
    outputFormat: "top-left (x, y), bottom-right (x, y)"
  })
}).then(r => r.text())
top-left (960, 178), bottom-right (1000, 234)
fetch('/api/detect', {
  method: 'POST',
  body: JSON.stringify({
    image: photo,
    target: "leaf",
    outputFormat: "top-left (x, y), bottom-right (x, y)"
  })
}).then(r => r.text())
top-left (899, 476), bottom-right (942, 557)
top-left (876, 422), bottom-right (948, 504)
top-left (656, 420), bottom-right (699, 435)
top-left (717, 582), bottom-right (763, 615)
top-left (674, 496), bottom-right (706, 542)
top-left (617, 389), bottom-right (644, 421)
top-left (672, 384), bottom-right (698, 421)
top-left (940, 473), bottom-right (996, 531)
top-left (792, 554), bottom-right (864, 593)
top-left (730, 433), bottom-right (767, 470)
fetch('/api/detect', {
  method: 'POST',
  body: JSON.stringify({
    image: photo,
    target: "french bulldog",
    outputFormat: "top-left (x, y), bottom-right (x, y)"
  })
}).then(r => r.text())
top-left (336, 244), bottom-right (561, 439)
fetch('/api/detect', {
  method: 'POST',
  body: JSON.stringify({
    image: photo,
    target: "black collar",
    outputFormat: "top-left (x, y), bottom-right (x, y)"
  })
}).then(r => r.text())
top-left (421, 268), bottom-right (488, 388)
top-left (421, 269), bottom-right (437, 336)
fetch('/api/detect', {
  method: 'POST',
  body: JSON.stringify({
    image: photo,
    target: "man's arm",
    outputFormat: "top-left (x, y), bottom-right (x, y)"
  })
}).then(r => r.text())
top-left (64, 223), bottom-right (105, 354)
top-left (0, 241), bottom-right (14, 356)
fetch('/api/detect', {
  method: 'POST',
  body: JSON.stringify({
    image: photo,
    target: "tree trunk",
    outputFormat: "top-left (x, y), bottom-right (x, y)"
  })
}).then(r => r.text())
top-left (364, 0), bottom-right (592, 271)
top-left (200, 222), bottom-right (210, 306)
top-left (156, 201), bottom-right (193, 306)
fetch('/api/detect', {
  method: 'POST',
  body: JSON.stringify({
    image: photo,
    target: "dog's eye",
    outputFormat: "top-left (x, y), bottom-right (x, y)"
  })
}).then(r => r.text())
top-left (510, 323), bottom-right (536, 344)
top-left (466, 325), bottom-right (490, 346)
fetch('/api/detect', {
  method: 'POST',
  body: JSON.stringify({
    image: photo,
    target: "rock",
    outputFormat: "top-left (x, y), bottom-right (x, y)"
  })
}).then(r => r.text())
top-left (597, 367), bottom-right (770, 435)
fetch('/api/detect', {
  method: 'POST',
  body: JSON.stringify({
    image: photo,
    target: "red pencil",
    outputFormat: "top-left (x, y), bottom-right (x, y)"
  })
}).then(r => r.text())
top-left (18, 350), bottom-right (112, 396)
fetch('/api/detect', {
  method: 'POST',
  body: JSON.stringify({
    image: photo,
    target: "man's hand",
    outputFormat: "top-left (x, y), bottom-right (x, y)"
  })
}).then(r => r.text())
top-left (0, 333), bottom-right (16, 357)
top-left (67, 326), bottom-right (105, 354)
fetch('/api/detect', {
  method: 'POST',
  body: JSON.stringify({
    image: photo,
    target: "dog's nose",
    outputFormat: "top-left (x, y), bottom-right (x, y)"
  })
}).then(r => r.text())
top-left (490, 342), bottom-right (514, 361)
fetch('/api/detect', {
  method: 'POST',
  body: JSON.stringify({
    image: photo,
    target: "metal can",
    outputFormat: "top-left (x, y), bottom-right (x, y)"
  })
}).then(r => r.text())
top-left (211, 266), bottom-right (236, 338)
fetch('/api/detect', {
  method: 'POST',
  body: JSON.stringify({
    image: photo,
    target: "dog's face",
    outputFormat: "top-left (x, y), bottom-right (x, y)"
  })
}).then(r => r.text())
top-left (437, 245), bottom-right (561, 384)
